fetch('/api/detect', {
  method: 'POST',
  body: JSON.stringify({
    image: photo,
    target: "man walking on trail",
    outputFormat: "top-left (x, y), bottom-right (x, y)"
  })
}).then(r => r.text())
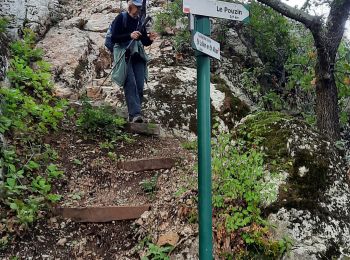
top-left (111, 0), bottom-right (157, 123)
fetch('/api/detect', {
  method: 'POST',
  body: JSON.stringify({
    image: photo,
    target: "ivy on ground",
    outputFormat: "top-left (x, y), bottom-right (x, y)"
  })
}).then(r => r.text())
top-left (0, 28), bottom-right (66, 248)
top-left (212, 130), bottom-right (292, 258)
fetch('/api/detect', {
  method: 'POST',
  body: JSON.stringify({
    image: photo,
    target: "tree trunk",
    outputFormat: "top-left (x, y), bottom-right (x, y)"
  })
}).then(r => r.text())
top-left (315, 58), bottom-right (340, 140)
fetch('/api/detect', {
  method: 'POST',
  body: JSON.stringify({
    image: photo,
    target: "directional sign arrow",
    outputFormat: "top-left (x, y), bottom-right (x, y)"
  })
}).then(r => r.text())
top-left (183, 0), bottom-right (249, 22)
top-left (192, 31), bottom-right (220, 60)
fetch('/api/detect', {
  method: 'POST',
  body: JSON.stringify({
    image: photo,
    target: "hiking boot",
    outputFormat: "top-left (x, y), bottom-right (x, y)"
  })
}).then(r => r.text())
top-left (130, 115), bottom-right (144, 123)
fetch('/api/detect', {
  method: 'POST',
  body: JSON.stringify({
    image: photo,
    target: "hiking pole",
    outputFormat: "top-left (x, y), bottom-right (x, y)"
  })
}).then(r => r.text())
top-left (98, 16), bottom-right (152, 88)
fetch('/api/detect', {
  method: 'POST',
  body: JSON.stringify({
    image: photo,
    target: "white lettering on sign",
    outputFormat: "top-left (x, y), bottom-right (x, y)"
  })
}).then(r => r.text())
top-left (192, 32), bottom-right (220, 60)
top-left (183, 0), bottom-right (249, 22)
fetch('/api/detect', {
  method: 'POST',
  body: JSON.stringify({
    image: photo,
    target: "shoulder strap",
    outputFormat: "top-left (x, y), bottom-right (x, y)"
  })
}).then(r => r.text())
top-left (121, 11), bottom-right (127, 30)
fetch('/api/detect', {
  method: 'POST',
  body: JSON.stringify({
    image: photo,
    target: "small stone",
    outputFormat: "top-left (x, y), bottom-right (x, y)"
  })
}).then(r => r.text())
top-left (159, 222), bottom-right (169, 231)
top-left (49, 217), bottom-right (57, 223)
top-left (141, 211), bottom-right (151, 221)
top-left (135, 218), bottom-right (143, 226)
top-left (159, 211), bottom-right (168, 219)
top-left (157, 231), bottom-right (179, 247)
top-left (57, 237), bottom-right (67, 246)
top-left (180, 225), bottom-right (194, 236)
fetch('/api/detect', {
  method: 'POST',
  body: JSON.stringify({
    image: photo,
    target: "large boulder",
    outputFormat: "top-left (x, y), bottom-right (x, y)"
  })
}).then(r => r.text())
top-left (37, 11), bottom-right (114, 98)
top-left (237, 112), bottom-right (350, 259)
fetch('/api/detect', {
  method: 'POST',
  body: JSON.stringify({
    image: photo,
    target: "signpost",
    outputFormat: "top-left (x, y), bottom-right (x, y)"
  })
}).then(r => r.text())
top-left (194, 15), bottom-right (212, 260)
top-left (183, 0), bottom-right (249, 22)
top-left (184, 1), bottom-right (249, 259)
top-left (192, 31), bottom-right (221, 60)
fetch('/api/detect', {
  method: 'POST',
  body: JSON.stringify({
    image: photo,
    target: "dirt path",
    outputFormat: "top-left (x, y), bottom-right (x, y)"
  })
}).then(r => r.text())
top-left (1, 118), bottom-right (196, 259)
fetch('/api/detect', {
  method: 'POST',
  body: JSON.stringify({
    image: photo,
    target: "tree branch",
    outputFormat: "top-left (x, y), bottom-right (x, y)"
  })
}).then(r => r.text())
top-left (256, 0), bottom-right (322, 30)
top-left (326, 0), bottom-right (350, 58)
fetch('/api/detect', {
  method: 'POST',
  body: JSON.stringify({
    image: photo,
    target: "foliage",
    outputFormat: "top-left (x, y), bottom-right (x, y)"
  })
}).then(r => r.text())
top-left (248, 1), bottom-right (292, 69)
top-left (0, 17), bottom-right (9, 33)
top-left (10, 29), bottom-right (43, 64)
top-left (154, 0), bottom-right (191, 53)
top-left (154, 0), bottom-right (183, 35)
top-left (140, 174), bottom-right (158, 193)
top-left (0, 29), bottom-right (65, 237)
top-left (181, 140), bottom-right (197, 150)
top-left (0, 29), bottom-right (66, 137)
top-left (173, 28), bottom-right (191, 53)
top-left (1, 145), bottom-right (63, 227)
top-left (335, 40), bottom-right (350, 126)
top-left (141, 243), bottom-right (173, 260)
top-left (244, 1), bottom-right (350, 128)
top-left (212, 131), bottom-right (292, 257)
top-left (76, 100), bottom-right (126, 140)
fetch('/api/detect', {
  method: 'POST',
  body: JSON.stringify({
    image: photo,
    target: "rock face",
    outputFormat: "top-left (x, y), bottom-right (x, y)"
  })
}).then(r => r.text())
top-left (36, 1), bottom-right (116, 100)
top-left (0, 31), bottom-right (9, 81)
top-left (237, 112), bottom-right (350, 259)
top-left (31, 0), bottom-right (253, 137)
top-left (0, 0), bottom-right (67, 38)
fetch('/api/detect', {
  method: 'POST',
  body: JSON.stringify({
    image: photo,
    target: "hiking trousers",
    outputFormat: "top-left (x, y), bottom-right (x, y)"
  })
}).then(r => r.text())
top-left (124, 55), bottom-right (146, 120)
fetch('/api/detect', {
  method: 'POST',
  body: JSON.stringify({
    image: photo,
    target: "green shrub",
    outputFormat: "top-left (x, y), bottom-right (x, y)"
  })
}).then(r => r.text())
top-left (141, 243), bottom-right (173, 260)
top-left (212, 131), bottom-right (292, 258)
top-left (154, 0), bottom-right (183, 35)
top-left (76, 101), bottom-right (126, 139)
top-left (0, 17), bottom-right (9, 33)
top-left (0, 29), bottom-right (65, 235)
top-left (153, 0), bottom-right (190, 53)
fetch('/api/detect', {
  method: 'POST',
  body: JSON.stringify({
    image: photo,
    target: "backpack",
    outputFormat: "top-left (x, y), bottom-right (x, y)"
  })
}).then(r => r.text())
top-left (105, 11), bottom-right (128, 52)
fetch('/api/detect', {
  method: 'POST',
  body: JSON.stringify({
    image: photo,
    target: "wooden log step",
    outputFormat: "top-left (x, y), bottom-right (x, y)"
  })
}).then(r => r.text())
top-left (54, 205), bottom-right (150, 222)
top-left (118, 157), bottom-right (176, 172)
top-left (125, 122), bottom-right (161, 135)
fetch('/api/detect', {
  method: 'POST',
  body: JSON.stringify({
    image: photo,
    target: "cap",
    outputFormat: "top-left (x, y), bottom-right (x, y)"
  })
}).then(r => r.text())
top-left (131, 0), bottom-right (142, 7)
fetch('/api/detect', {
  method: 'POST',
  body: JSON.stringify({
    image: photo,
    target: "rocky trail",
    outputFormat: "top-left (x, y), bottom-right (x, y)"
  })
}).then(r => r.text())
top-left (1, 0), bottom-right (202, 258)
top-left (3, 0), bottom-right (350, 258)
top-left (2, 115), bottom-right (198, 259)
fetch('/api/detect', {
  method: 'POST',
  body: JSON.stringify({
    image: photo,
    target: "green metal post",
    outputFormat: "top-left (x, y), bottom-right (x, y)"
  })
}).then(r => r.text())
top-left (195, 15), bottom-right (212, 260)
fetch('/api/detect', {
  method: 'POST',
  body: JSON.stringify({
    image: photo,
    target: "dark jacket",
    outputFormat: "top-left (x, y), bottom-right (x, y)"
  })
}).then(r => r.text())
top-left (111, 12), bottom-right (153, 47)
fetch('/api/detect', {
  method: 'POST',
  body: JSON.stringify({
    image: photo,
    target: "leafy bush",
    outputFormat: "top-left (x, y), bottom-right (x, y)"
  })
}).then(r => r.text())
top-left (212, 132), bottom-right (292, 258)
top-left (0, 17), bottom-right (9, 33)
top-left (154, 0), bottom-right (190, 53)
top-left (154, 0), bottom-right (183, 35)
top-left (248, 1), bottom-right (292, 69)
top-left (141, 243), bottom-right (173, 260)
top-left (0, 29), bottom-right (65, 236)
top-left (76, 101), bottom-right (126, 140)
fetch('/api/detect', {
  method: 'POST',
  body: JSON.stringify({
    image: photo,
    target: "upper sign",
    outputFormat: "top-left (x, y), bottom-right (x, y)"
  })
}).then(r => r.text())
top-left (192, 31), bottom-right (220, 60)
top-left (183, 0), bottom-right (249, 22)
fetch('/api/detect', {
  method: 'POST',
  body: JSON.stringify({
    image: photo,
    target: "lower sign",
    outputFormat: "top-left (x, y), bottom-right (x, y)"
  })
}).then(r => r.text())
top-left (192, 31), bottom-right (220, 60)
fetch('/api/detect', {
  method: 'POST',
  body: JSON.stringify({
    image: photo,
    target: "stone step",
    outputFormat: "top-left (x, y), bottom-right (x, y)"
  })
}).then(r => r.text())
top-left (118, 157), bottom-right (176, 172)
top-left (54, 205), bottom-right (150, 222)
top-left (125, 122), bottom-right (161, 135)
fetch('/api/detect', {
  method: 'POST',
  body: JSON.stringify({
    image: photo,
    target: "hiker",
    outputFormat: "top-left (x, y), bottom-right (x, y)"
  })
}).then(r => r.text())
top-left (111, 0), bottom-right (157, 123)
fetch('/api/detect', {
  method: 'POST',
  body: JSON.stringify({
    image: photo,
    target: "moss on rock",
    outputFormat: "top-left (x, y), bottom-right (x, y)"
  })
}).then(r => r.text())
top-left (236, 111), bottom-right (345, 215)
top-left (213, 77), bottom-right (250, 129)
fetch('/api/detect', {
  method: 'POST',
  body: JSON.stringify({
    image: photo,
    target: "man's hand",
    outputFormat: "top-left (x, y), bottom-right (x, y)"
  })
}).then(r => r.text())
top-left (130, 31), bottom-right (142, 40)
top-left (148, 32), bottom-right (157, 41)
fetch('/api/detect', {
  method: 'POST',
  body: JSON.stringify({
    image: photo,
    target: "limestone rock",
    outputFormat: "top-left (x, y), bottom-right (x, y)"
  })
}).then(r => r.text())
top-left (0, 0), bottom-right (69, 38)
top-left (237, 112), bottom-right (350, 259)
top-left (37, 27), bottom-right (94, 90)
top-left (157, 231), bottom-right (179, 247)
top-left (86, 85), bottom-right (103, 99)
top-left (83, 13), bottom-right (115, 32)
